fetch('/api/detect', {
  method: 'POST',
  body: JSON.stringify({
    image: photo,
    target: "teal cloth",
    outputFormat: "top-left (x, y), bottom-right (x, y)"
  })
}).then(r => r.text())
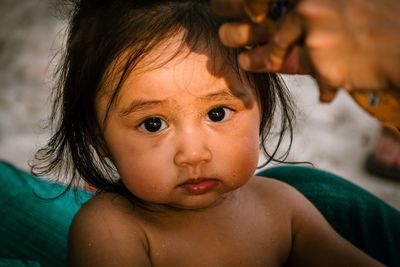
top-left (257, 165), bottom-right (400, 267)
top-left (0, 161), bottom-right (92, 267)
top-left (0, 259), bottom-right (41, 267)
top-left (0, 161), bottom-right (399, 266)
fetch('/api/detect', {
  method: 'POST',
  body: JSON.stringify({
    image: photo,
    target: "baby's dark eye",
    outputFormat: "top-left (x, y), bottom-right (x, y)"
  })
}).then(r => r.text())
top-left (139, 117), bottom-right (167, 133)
top-left (207, 107), bottom-right (232, 122)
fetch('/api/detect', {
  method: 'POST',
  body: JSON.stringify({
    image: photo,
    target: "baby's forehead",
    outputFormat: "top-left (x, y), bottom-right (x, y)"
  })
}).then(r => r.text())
top-left (124, 50), bottom-right (242, 92)
top-left (101, 36), bottom-right (239, 93)
top-left (134, 34), bottom-right (233, 76)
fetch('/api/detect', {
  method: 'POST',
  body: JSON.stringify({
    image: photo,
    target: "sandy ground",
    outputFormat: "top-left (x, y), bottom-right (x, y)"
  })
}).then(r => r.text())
top-left (0, 0), bottom-right (399, 209)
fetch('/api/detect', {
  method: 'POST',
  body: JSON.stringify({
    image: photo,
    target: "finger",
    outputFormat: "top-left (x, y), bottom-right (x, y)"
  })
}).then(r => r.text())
top-left (238, 45), bottom-right (272, 72)
top-left (219, 22), bottom-right (269, 48)
top-left (238, 44), bottom-right (309, 74)
top-left (317, 81), bottom-right (339, 103)
top-left (265, 11), bottom-right (303, 71)
top-left (296, 0), bottom-right (339, 22)
top-left (279, 45), bottom-right (309, 74)
top-left (210, 0), bottom-right (247, 18)
top-left (300, 49), bottom-right (340, 102)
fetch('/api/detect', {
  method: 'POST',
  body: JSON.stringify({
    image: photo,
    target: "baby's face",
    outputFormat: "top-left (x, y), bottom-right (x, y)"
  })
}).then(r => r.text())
top-left (96, 41), bottom-right (261, 210)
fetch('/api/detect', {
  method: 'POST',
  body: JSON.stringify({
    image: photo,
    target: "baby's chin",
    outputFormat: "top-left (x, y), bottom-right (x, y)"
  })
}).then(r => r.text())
top-left (159, 190), bottom-right (238, 212)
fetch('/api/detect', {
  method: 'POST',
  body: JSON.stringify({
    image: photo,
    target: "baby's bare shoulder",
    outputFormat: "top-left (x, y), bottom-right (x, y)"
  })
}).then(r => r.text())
top-left (248, 176), bottom-right (311, 210)
top-left (71, 192), bottom-right (147, 241)
top-left (74, 193), bottom-right (135, 223)
top-left (79, 192), bottom-right (137, 215)
top-left (250, 176), bottom-right (300, 197)
top-left (68, 193), bottom-right (151, 266)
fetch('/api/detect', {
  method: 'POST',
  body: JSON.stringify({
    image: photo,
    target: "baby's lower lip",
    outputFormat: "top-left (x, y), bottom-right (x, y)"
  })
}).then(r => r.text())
top-left (179, 179), bottom-right (221, 195)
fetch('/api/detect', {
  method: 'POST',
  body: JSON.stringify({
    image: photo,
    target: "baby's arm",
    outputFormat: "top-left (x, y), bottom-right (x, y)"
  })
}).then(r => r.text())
top-left (283, 184), bottom-right (384, 267)
top-left (67, 193), bottom-right (151, 267)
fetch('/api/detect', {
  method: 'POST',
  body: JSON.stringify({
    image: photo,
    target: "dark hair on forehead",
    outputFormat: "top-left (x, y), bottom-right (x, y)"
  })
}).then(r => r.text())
top-left (32, 0), bottom-right (295, 201)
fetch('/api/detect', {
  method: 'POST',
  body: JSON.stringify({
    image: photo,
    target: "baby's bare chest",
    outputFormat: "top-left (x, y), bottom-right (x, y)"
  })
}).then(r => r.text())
top-left (143, 210), bottom-right (292, 267)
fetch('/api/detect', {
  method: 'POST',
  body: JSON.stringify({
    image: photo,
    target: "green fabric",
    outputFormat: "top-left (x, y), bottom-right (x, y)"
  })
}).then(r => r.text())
top-left (257, 165), bottom-right (400, 267)
top-left (0, 161), bottom-right (92, 267)
top-left (0, 259), bottom-right (41, 267)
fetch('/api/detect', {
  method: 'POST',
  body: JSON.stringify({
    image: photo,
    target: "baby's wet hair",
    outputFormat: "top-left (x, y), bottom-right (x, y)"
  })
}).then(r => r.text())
top-left (32, 0), bottom-right (295, 201)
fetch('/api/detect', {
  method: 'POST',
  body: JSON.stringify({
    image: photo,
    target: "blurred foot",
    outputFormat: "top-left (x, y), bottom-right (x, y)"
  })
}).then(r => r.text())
top-left (365, 126), bottom-right (400, 180)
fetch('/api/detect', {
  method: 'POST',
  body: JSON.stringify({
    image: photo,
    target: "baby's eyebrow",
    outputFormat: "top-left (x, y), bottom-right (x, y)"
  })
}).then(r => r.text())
top-left (199, 89), bottom-right (246, 102)
top-left (118, 100), bottom-right (164, 117)
top-left (118, 89), bottom-right (246, 117)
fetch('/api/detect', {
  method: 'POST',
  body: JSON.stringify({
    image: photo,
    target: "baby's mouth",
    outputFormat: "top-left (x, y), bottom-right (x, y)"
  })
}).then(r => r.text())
top-left (178, 178), bottom-right (221, 195)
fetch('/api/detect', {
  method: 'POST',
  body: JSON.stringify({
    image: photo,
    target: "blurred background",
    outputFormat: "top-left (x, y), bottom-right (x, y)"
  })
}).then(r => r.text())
top-left (0, 0), bottom-right (399, 209)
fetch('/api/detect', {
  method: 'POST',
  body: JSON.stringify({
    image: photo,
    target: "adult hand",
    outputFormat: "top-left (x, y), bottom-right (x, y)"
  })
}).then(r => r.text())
top-left (211, 0), bottom-right (400, 102)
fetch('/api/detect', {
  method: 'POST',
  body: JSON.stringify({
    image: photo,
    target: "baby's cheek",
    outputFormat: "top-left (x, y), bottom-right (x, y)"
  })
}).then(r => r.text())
top-left (228, 135), bottom-right (259, 180)
top-left (119, 170), bottom-right (167, 203)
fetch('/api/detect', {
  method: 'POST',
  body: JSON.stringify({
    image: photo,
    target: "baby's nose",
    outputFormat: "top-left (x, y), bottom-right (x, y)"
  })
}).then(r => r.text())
top-left (173, 128), bottom-right (212, 167)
